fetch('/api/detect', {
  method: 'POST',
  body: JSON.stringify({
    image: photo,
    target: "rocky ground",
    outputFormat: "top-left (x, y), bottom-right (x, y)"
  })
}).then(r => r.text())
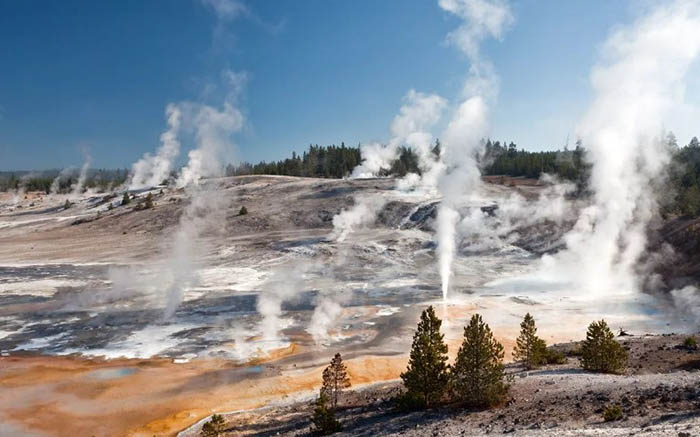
top-left (185, 334), bottom-right (700, 437)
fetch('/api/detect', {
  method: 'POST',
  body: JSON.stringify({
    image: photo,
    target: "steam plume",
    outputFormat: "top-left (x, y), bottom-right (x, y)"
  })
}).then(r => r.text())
top-left (435, 0), bottom-right (512, 300)
top-left (332, 195), bottom-right (387, 242)
top-left (351, 90), bottom-right (446, 180)
top-left (70, 153), bottom-right (91, 198)
top-left (128, 105), bottom-right (182, 190)
top-left (545, 0), bottom-right (700, 297)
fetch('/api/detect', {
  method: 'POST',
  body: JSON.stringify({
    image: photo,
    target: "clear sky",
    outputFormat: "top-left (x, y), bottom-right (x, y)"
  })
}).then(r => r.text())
top-left (1, 0), bottom-right (699, 170)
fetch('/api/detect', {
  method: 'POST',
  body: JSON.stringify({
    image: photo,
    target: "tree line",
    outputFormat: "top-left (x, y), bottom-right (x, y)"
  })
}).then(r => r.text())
top-left (226, 143), bottom-right (362, 179)
top-left (5, 135), bottom-right (700, 219)
top-left (0, 169), bottom-right (129, 194)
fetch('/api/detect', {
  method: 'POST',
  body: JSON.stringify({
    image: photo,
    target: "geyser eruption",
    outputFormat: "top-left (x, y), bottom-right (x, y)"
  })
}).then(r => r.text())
top-left (128, 104), bottom-right (182, 190)
top-left (435, 0), bottom-right (512, 300)
top-left (70, 153), bottom-right (91, 198)
top-left (546, 0), bottom-right (700, 297)
top-left (124, 69), bottom-right (246, 318)
top-left (176, 100), bottom-right (244, 188)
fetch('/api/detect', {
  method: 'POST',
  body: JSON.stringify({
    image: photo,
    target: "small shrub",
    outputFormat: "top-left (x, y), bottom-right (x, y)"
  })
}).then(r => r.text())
top-left (603, 404), bottom-right (623, 422)
top-left (394, 391), bottom-right (428, 412)
top-left (310, 392), bottom-right (341, 435)
top-left (580, 320), bottom-right (628, 374)
top-left (107, 203), bottom-right (114, 211)
top-left (683, 337), bottom-right (697, 350)
top-left (63, 199), bottom-right (71, 209)
top-left (144, 192), bottom-right (154, 209)
top-left (540, 347), bottom-right (568, 365)
top-left (200, 413), bottom-right (225, 436)
top-left (239, 206), bottom-right (248, 215)
top-left (121, 192), bottom-right (131, 206)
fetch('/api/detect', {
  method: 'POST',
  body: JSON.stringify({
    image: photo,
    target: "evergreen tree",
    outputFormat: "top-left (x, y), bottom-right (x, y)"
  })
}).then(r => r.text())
top-left (321, 353), bottom-right (351, 409)
top-left (200, 413), bottom-right (225, 437)
top-left (310, 392), bottom-right (341, 435)
top-left (512, 313), bottom-right (544, 369)
top-left (121, 191), bottom-right (131, 206)
top-left (451, 314), bottom-right (510, 408)
top-left (144, 192), bottom-right (154, 209)
top-left (400, 306), bottom-right (450, 408)
top-left (580, 320), bottom-right (628, 374)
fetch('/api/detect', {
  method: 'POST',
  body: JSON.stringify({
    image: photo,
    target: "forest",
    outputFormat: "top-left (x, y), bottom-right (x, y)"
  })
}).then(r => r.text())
top-left (2, 136), bottom-right (699, 218)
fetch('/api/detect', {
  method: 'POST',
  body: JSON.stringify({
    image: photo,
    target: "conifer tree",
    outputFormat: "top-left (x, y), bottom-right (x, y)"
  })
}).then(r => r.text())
top-left (400, 305), bottom-right (449, 408)
top-left (310, 391), bottom-right (341, 435)
top-left (512, 313), bottom-right (544, 369)
top-left (451, 314), bottom-right (510, 408)
top-left (580, 320), bottom-right (628, 374)
top-left (144, 192), bottom-right (154, 209)
top-left (121, 191), bottom-right (131, 206)
top-left (200, 413), bottom-right (225, 437)
top-left (321, 353), bottom-right (351, 409)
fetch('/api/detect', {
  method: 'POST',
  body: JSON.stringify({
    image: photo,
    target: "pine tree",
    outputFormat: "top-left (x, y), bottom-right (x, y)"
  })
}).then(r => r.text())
top-left (310, 391), bottom-right (341, 435)
top-left (321, 353), bottom-right (351, 409)
top-left (580, 320), bottom-right (628, 374)
top-left (200, 413), bottom-right (225, 437)
top-left (451, 314), bottom-right (511, 408)
top-left (400, 306), bottom-right (449, 408)
top-left (512, 313), bottom-right (544, 369)
top-left (121, 191), bottom-right (131, 206)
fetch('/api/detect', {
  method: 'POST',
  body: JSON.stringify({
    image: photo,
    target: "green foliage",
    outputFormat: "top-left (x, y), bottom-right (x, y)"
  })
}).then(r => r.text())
top-left (540, 346), bottom-right (568, 365)
top-left (400, 306), bottom-right (450, 409)
top-left (683, 336), bottom-right (697, 350)
top-left (481, 139), bottom-right (591, 193)
top-left (310, 392), bottom-right (341, 435)
top-left (121, 192), bottom-right (131, 206)
top-left (200, 413), bottom-right (225, 437)
top-left (144, 193), bottom-right (154, 209)
top-left (665, 136), bottom-right (700, 218)
top-left (0, 169), bottom-right (128, 193)
top-left (381, 146), bottom-right (421, 177)
top-left (602, 404), bottom-right (623, 422)
top-left (580, 320), bottom-right (628, 374)
top-left (227, 143), bottom-right (361, 179)
top-left (63, 199), bottom-right (71, 209)
top-left (513, 313), bottom-right (544, 369)
top-left (451, 314), bottom-right (511, 408)
top-left (239, 206), bottom-right (248, 215)
top-left (107, 203), bottom-right (114, 211)
top-left (322, 353), bottom-right (351, 409)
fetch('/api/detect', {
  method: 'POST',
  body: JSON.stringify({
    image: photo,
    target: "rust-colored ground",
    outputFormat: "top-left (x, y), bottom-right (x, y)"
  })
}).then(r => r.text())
top-left (0, 350), bottom-right (408, 437)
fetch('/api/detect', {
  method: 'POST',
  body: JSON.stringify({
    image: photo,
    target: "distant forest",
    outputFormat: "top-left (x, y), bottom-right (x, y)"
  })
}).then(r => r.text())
top-left (226, 143), bottom-right (361, 179)
top-left (3, 136), bottom-right (700, 217)
top-left (0, 169), bottom-right (128, 194)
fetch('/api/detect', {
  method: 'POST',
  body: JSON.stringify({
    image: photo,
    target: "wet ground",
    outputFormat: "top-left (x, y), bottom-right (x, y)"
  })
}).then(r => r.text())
top-left (0, 176), bottom-right (693, 436)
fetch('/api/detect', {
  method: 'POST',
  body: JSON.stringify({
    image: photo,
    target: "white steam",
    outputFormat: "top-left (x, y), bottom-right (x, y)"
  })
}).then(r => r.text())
top-left (128, 105), bottom-right (182, 190)
top-left (436, 0), bottom-right (512, 300)
top-left (545, 0), bottom-right (700, 297)
top-left (351, 90), bottom-right (446, 181)
top-left (70, 153), bottom-right (91, 198)
top-left (257, 265), bottom-right (306, 343)
top-left (308, 295), bottom-right (345, 344)
top-left (332, 195), bottom-right (387, 242)
top-left (125, 70), bottom-right (246, 318)
top-left (176, 101), bottom-right (244, 188)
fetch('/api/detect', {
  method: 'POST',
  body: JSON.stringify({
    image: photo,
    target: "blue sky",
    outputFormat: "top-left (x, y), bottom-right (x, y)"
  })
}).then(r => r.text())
top-left (1, 0), bottom-right (697, 170)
